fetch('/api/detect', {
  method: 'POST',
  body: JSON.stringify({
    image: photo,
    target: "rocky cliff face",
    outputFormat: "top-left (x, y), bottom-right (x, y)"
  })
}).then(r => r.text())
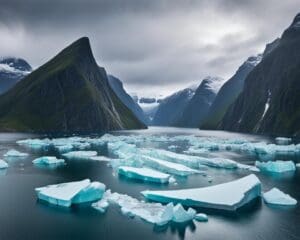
top-left (0, 57), bottom-right (32, 94)
top-left (175, 76), bottom-right (224, 128)
top-left (0, 37), bottom-right (146, 132)
top-left (220, 13), bottom-right (300, 136)
top-left (108, 74), bottom-right (147, 124)
top-left (201, 54), bottom-right (262, 130)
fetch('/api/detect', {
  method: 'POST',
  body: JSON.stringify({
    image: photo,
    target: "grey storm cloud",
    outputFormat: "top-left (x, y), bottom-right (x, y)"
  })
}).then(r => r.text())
top-left (0, 0), bottom-right (300, 96)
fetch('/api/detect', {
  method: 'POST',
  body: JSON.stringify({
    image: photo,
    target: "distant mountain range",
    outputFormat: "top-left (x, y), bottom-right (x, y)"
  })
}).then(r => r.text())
top-left (152, 87), bottom-right (196, 126)
top-left (220, 13), bottom-right (300, 136)
top-left (0, 57), bottom-right (32, 94)
top-left (0, 37), bottom-right (146, 132)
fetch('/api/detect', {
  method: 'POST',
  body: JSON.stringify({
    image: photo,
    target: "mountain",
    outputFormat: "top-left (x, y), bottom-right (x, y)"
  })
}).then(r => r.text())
top-left (0, 37), bottom-right (146, 132)
top-left (175, 76), bottom-right (224, 128)
top-left (107, 74), bottom-right (147, 124)
top-left (0, 57), bottom-right (32, 94)
top-left (200, 54), bottom-right (262, 129)
top-left (137, 98), bottom-right (160, 124)
top-left (220, 13), bottom-right (300, 136)
top-left (152, 87), bottom-right (196, 126)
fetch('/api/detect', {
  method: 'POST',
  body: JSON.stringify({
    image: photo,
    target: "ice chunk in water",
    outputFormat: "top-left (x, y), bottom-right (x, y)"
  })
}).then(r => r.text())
top-left (62, 151), bottom-right (98, 160)
top-left (55, 144), bottom-right (74, 153)
top-left (142, 174), bottom-right (261, 211)
top-left (255, 160), bottom-right (296, 173)
top-left (194, 213), bottom-right (208, 222)
top-left (0, 160), bottom-right (8, 169)
top-left (139, 155), bottom-right (200, 176)
top-left (4, 149), bottom-right (28, 157)
top-left (118, 166), bottom-right (171, 183)
top-left (32, 156), bottom-right (65, 166)
top-left (93, 190), bottom-right (195, 225)
top-left (275, 137), bottom-right (292, 145)
top-left (263, 188), bottom-right (297, 206)
top-left (172, 204), bottom-right (196, 223)
top-left (35, 179), bottom-right (105, 207)
top-left (89, 156), bottom-right (112, 162)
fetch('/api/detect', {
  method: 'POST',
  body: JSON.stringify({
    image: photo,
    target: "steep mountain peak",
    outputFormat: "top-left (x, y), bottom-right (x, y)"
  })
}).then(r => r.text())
top-left (200, 76), bottom-right (224, 94)
top-left (282, 12), bottom-right (300, 39)
top-left (263, 38), bottom-right (280, 57)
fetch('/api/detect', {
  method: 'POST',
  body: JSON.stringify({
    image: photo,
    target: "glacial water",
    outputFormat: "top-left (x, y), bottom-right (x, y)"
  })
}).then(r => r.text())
top-left (0, 127), bottom-right (299, 240)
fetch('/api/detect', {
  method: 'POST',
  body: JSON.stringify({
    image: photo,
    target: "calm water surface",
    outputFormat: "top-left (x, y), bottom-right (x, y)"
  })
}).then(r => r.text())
top-left (0, 127), bottom-right (299, 240)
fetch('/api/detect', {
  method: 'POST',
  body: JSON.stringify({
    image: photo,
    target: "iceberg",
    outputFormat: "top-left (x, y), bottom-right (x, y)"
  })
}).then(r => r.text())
top-left (32, 156), bottom-right (65, 166)
top-left (142, 174), bottom-right (261, 211)
top-left (4, 149), bottom-right (28, 157)
top-left (194, 213), bottom-right (208, 222)
top-left (118, 166), bottom-right (171, 183)
top-left (0, 160), bottom-right (8, 169)
top-left (172, 204), bottom-right (196, 222)
top-left (275, 137), bottom-right (292, 145)
top-left (139, 155), bottom-right (200, 176)
top-left (255, 160), bottom-right (296, 173)
top-left (62, 151), bottom-right (98, 160)
top-left (35, 179), bottom-right (105, 207)
top-left (93, 190), bottom-right (196, 225)
top-left (263, 188), bottom-right (297, 206)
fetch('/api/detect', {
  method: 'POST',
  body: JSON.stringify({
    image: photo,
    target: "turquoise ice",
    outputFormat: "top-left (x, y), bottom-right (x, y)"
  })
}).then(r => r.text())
top-left (62, 151), bottom-right (98, 160)
top-left (35, 179), bottom-right (105, 207)
top-left (255, 160), bottom-right (296, 173)
top-left (32, 156), bottom-right (65, 166)
top-left (263, 188), bottom-right (297, 206)
top-left (0, 160), bottom-right (8, 169)
top-left (4, 149), bottom-right (28, 157)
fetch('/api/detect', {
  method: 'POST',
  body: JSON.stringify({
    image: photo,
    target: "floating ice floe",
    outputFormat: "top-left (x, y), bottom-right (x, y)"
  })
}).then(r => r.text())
top-left (263, 188), bottom-right (297, 206)
top-left (92, 190), bottom-right (196, 225)
top-left (139, 155), bottom-right (200, 176)
top-left (89, 156), bottom-right (112, 162)
top-left (255, 160), bottom-right (296, 173)
top-left (275, 137), bottom-right (292, 145)
top-left (55, 144), bottom-right (74, 153)
top-left (118, 166), bottom-right (171, 183)
top-left (0, 160), bottom-right (8, 169)
top-left (142, 174), bottom-right (261, 211)
top-left (35, 179), bottom-right (105, 207)
top-left (194, 213), bottom-right (208, 222)
top-left (4, 149), bottom-right (28, 157)
top-left (62, 151), bottom-right (98, 160)
top-left (33, 156), bottom-right (65, 166)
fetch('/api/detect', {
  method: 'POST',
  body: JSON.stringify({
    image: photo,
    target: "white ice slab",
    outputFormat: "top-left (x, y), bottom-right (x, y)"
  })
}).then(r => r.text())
top-left (139, 155), bottom-right (199, 176)
top-left (142, 174), bottom-right (261, 211)
top-left (4, 149), bottom-right (28, 157)
top-left (118, 166), bottom-right (171, 183)
top-left (194, 213), bottom-right (208, 222)
top-left (255, 160), bottom-right (296, 173)
top-left (32, 156), bottom-right (65, 166)
top-left (36, 179), bottom-right (105, 207)
top-left (275, 137), bottom-right (292, 145)
top-left (263, 188), bottom-right (297, 206)
top-left (0, 159), bottom-right (8, 169)
top-left (62, 151), bottom-right (98, 160)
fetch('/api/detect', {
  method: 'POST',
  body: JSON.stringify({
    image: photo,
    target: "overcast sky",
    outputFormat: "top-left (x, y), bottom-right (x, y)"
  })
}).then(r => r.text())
top-left (1, 0), bottom-right (299, 97)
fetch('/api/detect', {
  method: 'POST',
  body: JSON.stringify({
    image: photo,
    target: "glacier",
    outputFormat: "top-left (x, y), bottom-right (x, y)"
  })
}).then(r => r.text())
top-left (142, 174), bottom-right (261, 211)
top-left (263, 188), bottom-right (297, 206)
top-left (92, 190), bottom-right (196, 225)
top-left (4, 149), bottom-right (28, 157)
top-left (32, 156), bottom-right (65, 166)
top-left (0, 160), bottom-right (8, 169)
top-left (118, 166), bottom-right (171, 183)
top-left (35, 179), bottom-right (105, 207)
top-left (255, 160), bottom-right (296, 173)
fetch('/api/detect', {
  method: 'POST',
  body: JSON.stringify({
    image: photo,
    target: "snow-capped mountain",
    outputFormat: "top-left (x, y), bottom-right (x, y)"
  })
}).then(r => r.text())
top-left (0, 57), bottom-right (32, 94)
top-left (152, 86), bottom-right (197, 126)
top-left (175, 76), bottom-right (225, 128)
top-left (201, 54), bottom-right (262, 130)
